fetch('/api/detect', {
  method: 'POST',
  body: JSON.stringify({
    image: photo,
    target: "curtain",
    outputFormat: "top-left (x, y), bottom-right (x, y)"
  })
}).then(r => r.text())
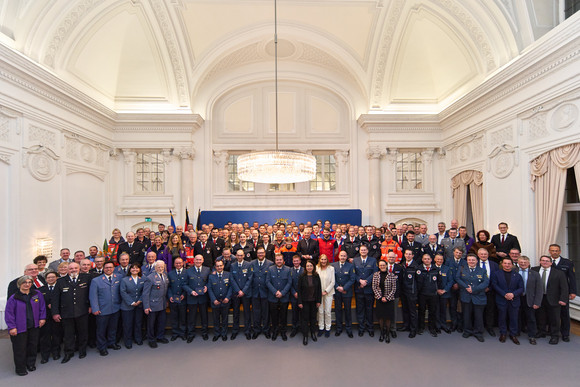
top-left (451, 170), bottom-right (484, 233)
top-left (530, 143), bottom-right (580, 257)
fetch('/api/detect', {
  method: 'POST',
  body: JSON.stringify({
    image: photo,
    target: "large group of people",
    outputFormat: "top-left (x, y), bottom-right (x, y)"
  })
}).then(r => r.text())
top-left (4, 219), bottom-right (577, 375)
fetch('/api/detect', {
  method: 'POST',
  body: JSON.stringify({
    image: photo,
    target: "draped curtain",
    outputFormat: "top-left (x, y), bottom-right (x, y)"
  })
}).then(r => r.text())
top-left (530, 143), bottom-right (580, 257)
top-left (451, 170), bottom-right (484, 233)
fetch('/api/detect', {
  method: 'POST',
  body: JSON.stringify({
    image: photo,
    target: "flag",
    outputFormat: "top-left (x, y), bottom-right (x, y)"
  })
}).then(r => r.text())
top-left (170, 209), bottom-right (177, 229)
top-left (196, 208), bottom-right (202, 231)
top-left (184, 207), bottom-right (190, 230)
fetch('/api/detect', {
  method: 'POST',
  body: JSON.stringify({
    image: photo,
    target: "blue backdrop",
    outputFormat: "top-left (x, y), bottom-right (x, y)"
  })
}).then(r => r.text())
top-left (200, 209), bottom-right (362, 227)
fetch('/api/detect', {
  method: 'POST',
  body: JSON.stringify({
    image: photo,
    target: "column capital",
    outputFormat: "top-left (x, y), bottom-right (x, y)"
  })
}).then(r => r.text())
top-left (213, 150), bottom-right (229, 166)
top-left (175, 147), bottom-right (195, 160)
top-left (334, 150), bottom-right (349, 165)
top-left (121, 148), bottom-right (136, 165)
top-left (366, 146), bottom-right (386, 160)
top-left (421, 148), bottom-right (435, 163)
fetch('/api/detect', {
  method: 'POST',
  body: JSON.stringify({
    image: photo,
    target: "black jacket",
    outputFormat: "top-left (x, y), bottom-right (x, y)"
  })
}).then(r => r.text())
top-left (296, 273), bottom-right (322, 305)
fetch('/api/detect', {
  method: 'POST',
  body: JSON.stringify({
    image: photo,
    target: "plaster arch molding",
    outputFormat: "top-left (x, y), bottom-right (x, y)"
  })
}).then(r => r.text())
top-left (23, 145), bottom-right (61, 182)
top-left (487, 144), bottom-right (518, 179)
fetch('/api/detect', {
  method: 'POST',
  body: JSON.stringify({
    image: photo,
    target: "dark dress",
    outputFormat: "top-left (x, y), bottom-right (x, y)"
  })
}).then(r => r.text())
top-left (372, 271), bottom-right (397, 320)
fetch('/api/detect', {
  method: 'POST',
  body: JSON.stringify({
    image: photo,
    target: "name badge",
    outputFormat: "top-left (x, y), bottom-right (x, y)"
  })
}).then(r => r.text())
top-left (63, 288), bottom-right (69, 292)
top-left (224, 278), bottom-right (229, 283)
top-left (344, 271), bottom-right (349, 275)
top-left (476, 275), bottom-right (482, 279)
top-left (242, 269), bottom-right (248, 274)
top-left (442, 273), bottom-right (446, 277)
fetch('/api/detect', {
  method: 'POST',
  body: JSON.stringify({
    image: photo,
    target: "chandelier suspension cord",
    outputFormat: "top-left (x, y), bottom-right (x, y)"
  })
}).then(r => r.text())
top-left (274, 0), bottom-right (279, 152)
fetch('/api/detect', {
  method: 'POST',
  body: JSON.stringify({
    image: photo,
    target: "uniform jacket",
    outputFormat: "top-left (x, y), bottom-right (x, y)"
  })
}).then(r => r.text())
top-left (230, 260), bottom-right (253, 298)
top-left (455, 266), bottom-right (489, 305)
top-left (208, 271), bottom-right (233, 303)
top-left (318, 237), bottom-right (337, 262)
top-left (422, 243), bottom-right (444, 260)
top-left (401, 241), bottom-right (423, 262)
top-left (353, 256), bottom-right (378, 295)
top-left (401, 260), bottom-right (420, 296)
top-left (331, 261), bottom-right (355, 298)
top-left (490, 233), bottom-right (521, 257)
top-left (167, 268), bottom-right (188, 303)
top-left (342, 237), bottom-right (361, 259)
top-left (380, 240), bottom-right (402, 262)
top-left (89, 274), bottom-right (122, 315)
top-left (266, 265), bottom-right (292, 303)
top-left (417, 265), bottom-right (442, 296)
top-left (250, 259), bottom-right (273, 298)
top-left (194, 242), bottom-right (217, 268)
top-left (117, 241), bottom-right (146, 266)
top-left (232, 243), bottom-right (256, 262)
top-left (114, 265), bottom-right (130, 278)
top-left (120, 276), bottom-right (145, 311)
top-left (183, 266), bottom-right (210, 304)
top-left (441, 238), bottom-right (467, 261)
top-left (142, 272), bottom-right (169, 312)
top-left (52, 274), bottom-right (91, 318)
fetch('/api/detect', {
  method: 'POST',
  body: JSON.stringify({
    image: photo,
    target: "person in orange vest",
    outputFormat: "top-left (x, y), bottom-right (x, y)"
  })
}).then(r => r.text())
top-left (280, 238), bottom-right (297, 267)
top-left (380, 233), bottom-right (402, 263)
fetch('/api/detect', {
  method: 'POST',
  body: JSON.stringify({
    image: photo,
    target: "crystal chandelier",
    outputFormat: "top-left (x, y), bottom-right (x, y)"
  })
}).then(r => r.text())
top-left (237, 0), bottom-right (316, 184)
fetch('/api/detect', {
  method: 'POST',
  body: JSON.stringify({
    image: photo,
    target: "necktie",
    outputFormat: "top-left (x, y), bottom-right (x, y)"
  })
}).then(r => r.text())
top-left (521, 269), bottom-right (528, 293)
top-left (129, 243), bottom-right (132, 248)
top-left (202, 243), bottom-right (205, 250)
top-left (34, 278), bottom-right (41, 287)
top-left (259, 262), bottom-right (263, 268)
top-left (149, 265), bottom-right (152, 271)
top-left (451, 239), bottom-right (455, 246)
top-left (426, 266), bottom-right (430, 271)
top-left (108, 276), bottom-right (112, 284)
top-left (123, 268), bottom-right (127, 274)
top-left (362, 259), bottom-right (366, 266)
top-left (542, 269), bottom-right (547, 294)
top-left (389, 265), bottom-right (392, 273)
top-left (218, 273), bottom-right (222, 280)
top-left (501, 235), bottom-right (505, 244)
top-left (197, 268), bottom-right (200, 274)
top-left (340, 263), bottom-right (343, 269)
top-left (72, 276), bottom-right (77, 284)
top-left (482, 261), bottom-right (486, 272)
top-left (239, 263), bottom-right (242, 269)
top-left (49, 286), bottom-right (54, 292)
top-left (177, 270), bottom-right (181, 275)
top-left (470, 268), bottom-right (474, 273)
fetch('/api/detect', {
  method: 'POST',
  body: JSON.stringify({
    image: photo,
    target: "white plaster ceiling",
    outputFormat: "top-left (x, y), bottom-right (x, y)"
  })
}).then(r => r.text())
top-left (0, 0), bottom-right (558, 114)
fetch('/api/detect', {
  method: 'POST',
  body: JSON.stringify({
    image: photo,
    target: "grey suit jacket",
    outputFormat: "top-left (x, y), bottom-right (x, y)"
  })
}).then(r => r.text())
top-left (48, 259), bottom-right (71, 272)
top-left (415, 234), bottom-right (430, 246)
top-left (440, 238), bottom-right (466, 261)
top-left (520, 268), bottom-right (542, 308)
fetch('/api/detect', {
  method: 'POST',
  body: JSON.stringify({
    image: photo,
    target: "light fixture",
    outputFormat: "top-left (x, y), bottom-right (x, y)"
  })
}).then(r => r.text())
top-left (237, 0), bottom-right (316, 184)
top-left (36, 237), bottom-right (53, 260)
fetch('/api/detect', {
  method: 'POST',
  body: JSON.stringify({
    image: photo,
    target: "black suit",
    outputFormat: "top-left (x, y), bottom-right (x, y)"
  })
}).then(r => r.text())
top-left (554, 257), bottom-right (577, 337)
top-left (7, 275), bottom-right (45, 299)
top-left (116, 241), bottom-right (146, 265)
top-left (51, 274), bottom-right (92, 356)
top-left (296, 238), bottom-right (320, 266)
top-left (395, 235), bottom-right (407, 247)
top-left (208, 237), bottom-right (226, 256)
top-left (260, 243), bottom-right (276, 262)
top-left (422, 244), bottom-right (444, 260)
top-left (490, 233), bottom-right (521, 258)
top-left (532, 266), bottom-right (568, 339)
top-left (194, 242), bottom-right (217, 267)
top-left (401, 241), bottom-right (422, 262)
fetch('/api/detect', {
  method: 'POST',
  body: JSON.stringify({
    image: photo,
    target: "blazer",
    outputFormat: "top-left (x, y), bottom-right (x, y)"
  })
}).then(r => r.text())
top-left (318, 266), bottom-right (335, 297)
top-left (230, 260), bottom-right (253, 297)
top-left (437, 265), bottom-right (455, 298)
top-left (116, 241), bottom-right (146, 265)
top-left (207, 272), bottom-right (233, 303)
top-left (455, 266), bottom-right (489, 305)
top-left (183, 266), bottom-right (210, 304)
top-left (259, 243), bottom-right (276, 262)
top-left (208, 237), bottom-right (226, 256)
top-left (478, 259), bottom-right (499, 283)
top-left (371, 272), bottom-right (397, 301)
top-left (518, 268), bottom-right (543, 308)
top-left (51, 273), bottom-right (91, 318)
top-left (167, 268), bottom-right (188, 303)
top-left (39, 283), bottom-right (57, 318)
top-left (422, 243), bottom-right (444, 260)
top-left (250, 259), bottom-right (273, 298)
top-left (491, 270), bottom-right (524, 308)
top-left (554, 257), bottom-right (577, 295)
top-left (266, 265), bottom-right (292, 303)
top-left (89, 274), bottom-right (122, 315)
top-left (142, 272), bottom-right (169, 312)
top-left (401, 241), bottom-right (423, 261)
top-left (532, 266), bottom-right (568, 306)
top-left (490, 233), bottom-right (521, 256)
top-left (120, 276), bottom-right (145, 311)
top-left (194, 242), bottom-right (217, 268)
top-left (415, 234), bottom-right (430, 246)
top-left (290, 266), bottom-right (304, 297)
top-left (331, 261), bottom-right (355, 298)
top-left (114, 265), bottom-right (130, 278)
top-left (296, 273), bottom-right (322, 305)
top-left (440, 238), bottom-right (467, 261)
top-left (353, 256), bottom-right (378, 295)
top-left (296, 238), bottom-right (320, 265)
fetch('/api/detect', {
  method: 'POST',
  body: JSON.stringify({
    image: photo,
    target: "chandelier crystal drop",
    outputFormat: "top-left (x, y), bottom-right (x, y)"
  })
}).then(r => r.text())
top-left (237, 0), bottom-right (317, 184)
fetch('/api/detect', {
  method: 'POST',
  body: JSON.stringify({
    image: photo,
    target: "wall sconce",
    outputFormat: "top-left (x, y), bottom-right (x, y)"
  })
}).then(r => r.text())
top-left (36, 238), bottom-right (53, 259)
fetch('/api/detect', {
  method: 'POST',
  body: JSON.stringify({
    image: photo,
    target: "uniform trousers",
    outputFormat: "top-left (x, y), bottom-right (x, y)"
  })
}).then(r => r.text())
top-left (187, 303), bottom-right (208, 337)
top-left (87, 313), bottom-right (97, 347)
top-left (169, 302), bottom-right (187, 338)
top-left (334, 293), bottom-right (352, 333)
top-left (497, 301), bottom-right (519, 336)
top-left (269, 300), bottom-right (289, 333)
top-left (11, 328), bottom-right (39, 373)
top-left (462, 302), bottom-right (484, 337)
top-left (231, 296), bottom-right (252, 334)
top-left (290, 296), bottom-right (301, 331)
top-left (400, 293), bottom-right (417, 333)
top-left (213, 302), bottom-right (230, 336)
top-left (39, 318), bottom-right (62, 359)
top-left (436, 296), bottom-right (450, 330)
top-left (519, 295), bottom-right (537, 338)
top-left (252, 296), bottom-right (269, 333)
top-left (147, 310), bottom-right (166, 342)
top-left (318, 293), bottom-right (333, 330)
top-left (121, 306), bottom-right (143, 345)
top-left (483, 290), bottom-right (496, 329)
top-left (449, 288), bottom-right (463, 329)
top-left (355, 292), bottom-right (374, 332)
top-left (300, 301), bottom-right (318, 336)
top-left (560, 302), bottom-right (571, 337)
top-left (62, 314), bottom-right (88, 355)
top-left (417, 293), bottom-right (437, 332)
top-left (536, 296), bottom-right (560, 338)
top-left (95, 311), bottom-right (119, 350)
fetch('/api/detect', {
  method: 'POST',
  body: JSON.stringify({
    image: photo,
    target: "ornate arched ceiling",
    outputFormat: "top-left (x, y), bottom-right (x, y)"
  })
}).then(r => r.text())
top-left (0, 0), bottom-right (559, 114)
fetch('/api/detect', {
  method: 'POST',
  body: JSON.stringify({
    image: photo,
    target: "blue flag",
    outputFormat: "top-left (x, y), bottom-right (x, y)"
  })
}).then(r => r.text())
top-left (170, 210), bottom-right (176, 229)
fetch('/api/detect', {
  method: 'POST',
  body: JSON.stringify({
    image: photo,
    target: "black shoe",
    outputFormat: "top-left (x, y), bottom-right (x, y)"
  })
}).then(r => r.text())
top-left (510, 335), bottom-right (520, 345)
top-left (549, 337), bottom-right (559, 345)
top-left (135, 341), bottom-right (143, 346)
top-left (335, 331), bottom-right (342, 337)
top-left (358, 331), bottom-right (364, 337)
top-left (26, 365), bottom-right (36, 372)
top-left (476, 336), bottom-right (485, 342)
top-left (187, 336), bottom-right (195, 343)
top-left (429, 330), bottom-right (438, 337)
top-left (272, 332), bottom-right (278, 341)
top-left (317, 330), bottom-right (324, 337)
top-left (536, 332), bottom-right (546, 338)
top-left (379, 331), bottom-right (385, 342)
top-left (52, 354), bottom-right (60, 361)
top-left (222, 335), bottom-right (227, 342)
top-left (368, 330), bottom-right (374, 338)
top-left (529, 338), bottom-right (537, 345)
top-left (16, 370), bottom-right (28, 376)
top-left (78, 352), bottom-right (86, 359)
top-left (456, 327), bottom-right (463, 333)
top-left (436, 328), bottom-right (441, 334)
top-left (347, 332), bottom-right (353, 338)
top-left (252, 332), bottom-right (259, 340)
top-left (125, 344), bottom-right (132, 349)
top-left (170, 336), bottom-right (178, 341)
top-left (499, 334), bottom-right (506, 343)
top-left (149, 341), bottom-right (158, 348)
top-left (157, 338), bottom-right (169, 344)
top-left (61, 354), bottom-right (73, 364)
top-left (281, 333), bottom-right (287, 341)
top-left (108, 344), bottom-right (121, 350)
top-left (311, 333), bottom-right (318, 342)
top-left (417, 329), bottom-right (424, 335)
top-left (40, 358), bottom-right (49, 364)
top-left (231, 333), bottom-right (237, 340)
top-left (99, 349), bottom-right (109, 356)
top-left (562, 336), bottom-right (570, 342)
top-left (303, 337), bottom-right (308, 346)
top-left (202, 334), bottom-right (209, 341)
top-left (487, 328), bottom-right (496, 337)
top-left (408, 332), bottom-right (416, 338)
top-left (442, 327), bottom-right (451, 334)
top-left (264, 332), bottom-right (271, 339)
top-left (246, 333), bottom-right (252, 340)
top-left (385, 332), bottom-right (390, 344)
top-left (397, 326), bottom-right (409, 332)
top-left (462, 333), bottom-right (471, 338)
top-left (390, 330), bottom-right (397, 338)
top-left (290, 329), bottom-right (297, 338)
top-left (212, 335), bottom-right (220, 342)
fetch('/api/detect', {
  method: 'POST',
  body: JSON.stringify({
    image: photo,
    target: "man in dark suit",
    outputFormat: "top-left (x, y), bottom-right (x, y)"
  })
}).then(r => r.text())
top-left (259, 234), bottom-right (276, 262)
top-left (549, 244), bottom-right (577, 342)
top-left (289, 255), bottom-right (304, 337)
top-left (517, 256), bottom-right (543, 345)
top-left (51, 262), bottom-right (91, 363)
top-left (353, 245), bottom-right (378, 337)
top-left (401, 231), bottom-right (422, 262)
top-left (39, 271), bottom-right (62, 363)
top-left (394, 225), bottom-right (407, 247)
top-left (167, 258), bottom-right (188, 341)
top-left (332, 251), bottom-right (356, 337)
top-left (490, 222), bottom-right (521, 261)
top-left (297, 228), bottom-right (320, 266)
top-left (194, 232), bottom-right (217, 267)
top-left (183, 255), bottom-right (210, 342)
top-left (342, 227), bottom-right (361, 261)
top-left (422, 234), bottom-right (443, 260)
top-left (116, 232), bottom-right (145, 266)
top-left (208, 228), bottom-right (226, 256)
top-left (491, 257), bottom-right (524, 344)
top-left (476, 248), bottom-right (499, 336)
top-left (533, 255), bottom-right (569, 344)
top-left (7, 263), bottom-right (46, 298)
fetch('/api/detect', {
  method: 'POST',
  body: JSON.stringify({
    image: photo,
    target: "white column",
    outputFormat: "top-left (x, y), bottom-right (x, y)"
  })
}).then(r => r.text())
top-left (121, 149), bottom-right (136, 195)
top-left (334, 150), bottom-right (349, 192)
top-left (421, 148), bottom-right (435, 192)
top-left (366, 146), bottom-right (386, 225)
top-left (177, 147), bottom-right (196, 217)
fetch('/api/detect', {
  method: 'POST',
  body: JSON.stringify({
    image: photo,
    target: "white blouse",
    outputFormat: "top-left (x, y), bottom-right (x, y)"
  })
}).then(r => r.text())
top-left (318, 265), bottom-right (335, 296)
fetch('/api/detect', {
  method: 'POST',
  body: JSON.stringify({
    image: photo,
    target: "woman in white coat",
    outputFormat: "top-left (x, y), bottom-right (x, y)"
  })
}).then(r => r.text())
top-left (316, 254), bottom-right (335, 337)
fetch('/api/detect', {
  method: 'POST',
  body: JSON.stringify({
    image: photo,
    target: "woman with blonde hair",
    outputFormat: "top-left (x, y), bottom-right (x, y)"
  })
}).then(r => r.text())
top-left (316, 254), bottom-right (335, 337)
